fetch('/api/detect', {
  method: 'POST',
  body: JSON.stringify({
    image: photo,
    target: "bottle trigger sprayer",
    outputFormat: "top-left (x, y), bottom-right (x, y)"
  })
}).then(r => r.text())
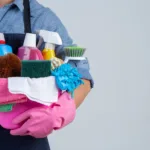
top-left (37, 30), bottom-right (62, 60)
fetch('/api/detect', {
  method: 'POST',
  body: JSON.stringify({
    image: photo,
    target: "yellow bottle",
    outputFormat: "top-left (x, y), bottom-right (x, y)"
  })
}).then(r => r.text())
top-left (42, 43), bottom-right (56, 60)
top-left (38, 30), bottom-right (62, 60)
top-left (42, 49), bottom-right (55, 60)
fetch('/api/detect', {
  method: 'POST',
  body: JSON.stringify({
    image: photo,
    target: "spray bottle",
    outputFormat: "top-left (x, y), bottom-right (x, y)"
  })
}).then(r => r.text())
top-left (0, 33), bottom-right (12, 56)
top-left (17, 33), bottom-right (44, 60)
top-left (38, 30), bottom-right (62, 60)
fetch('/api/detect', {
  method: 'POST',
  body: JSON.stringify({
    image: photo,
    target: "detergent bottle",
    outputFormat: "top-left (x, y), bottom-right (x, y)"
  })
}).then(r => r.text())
top-left (17, 33), bottom-right (44, 60)
top-left (38, 30), bottom-right (62, 60)
top-left (0, 33), bottom-right (12, 56)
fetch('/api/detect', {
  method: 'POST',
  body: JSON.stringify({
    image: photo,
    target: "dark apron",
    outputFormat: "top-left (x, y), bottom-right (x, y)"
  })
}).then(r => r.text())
top-left (0, 0), bottom-right (51, 149)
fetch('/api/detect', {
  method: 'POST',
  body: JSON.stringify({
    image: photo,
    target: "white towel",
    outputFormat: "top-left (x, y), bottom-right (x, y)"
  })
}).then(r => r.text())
top-left (8, 76), bottom-right (58, 106)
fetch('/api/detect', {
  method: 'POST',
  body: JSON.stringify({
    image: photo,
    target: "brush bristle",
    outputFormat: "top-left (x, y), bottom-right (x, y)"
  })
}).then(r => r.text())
top-left (64, 46), bottom-right (86, 57)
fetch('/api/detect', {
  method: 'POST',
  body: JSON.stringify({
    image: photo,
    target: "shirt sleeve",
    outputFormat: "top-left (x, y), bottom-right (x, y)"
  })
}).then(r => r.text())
top-left (40, 8), bottom-right (94, 88)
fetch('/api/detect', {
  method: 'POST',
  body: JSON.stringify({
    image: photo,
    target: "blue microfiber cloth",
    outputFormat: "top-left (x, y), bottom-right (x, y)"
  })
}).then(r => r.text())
top-left (21, 60), bottom-right (51, 78)
top-left (51, 64), bottom-right (84, 97)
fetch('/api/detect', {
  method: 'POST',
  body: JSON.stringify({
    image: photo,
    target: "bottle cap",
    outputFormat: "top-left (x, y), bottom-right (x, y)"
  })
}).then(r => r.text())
top-left (0, 33), bottom-right (5, 44)
top-left (23, 33), bottom-right (36, 48)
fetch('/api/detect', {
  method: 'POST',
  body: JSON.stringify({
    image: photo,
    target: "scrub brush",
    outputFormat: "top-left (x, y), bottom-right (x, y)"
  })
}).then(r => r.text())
top-left (64, 46), bottom-right (86, 63)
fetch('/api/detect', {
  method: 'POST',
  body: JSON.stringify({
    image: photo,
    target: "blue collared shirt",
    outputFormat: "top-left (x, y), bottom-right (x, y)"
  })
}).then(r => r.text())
top-left (0, 0), bottom-right (94, 88)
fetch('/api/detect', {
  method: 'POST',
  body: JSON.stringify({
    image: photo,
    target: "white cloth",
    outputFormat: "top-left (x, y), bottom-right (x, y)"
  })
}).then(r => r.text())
top-left (8, 76), bottom-right (58, 106)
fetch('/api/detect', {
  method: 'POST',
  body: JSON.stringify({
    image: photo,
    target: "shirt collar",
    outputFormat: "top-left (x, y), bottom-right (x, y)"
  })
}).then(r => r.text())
top-left (13, 0), bottom-right (24, 12)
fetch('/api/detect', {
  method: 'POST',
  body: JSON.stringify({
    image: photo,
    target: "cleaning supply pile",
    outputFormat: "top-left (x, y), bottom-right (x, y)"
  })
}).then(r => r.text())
top-left (0, 30), bottom-right (86, 131)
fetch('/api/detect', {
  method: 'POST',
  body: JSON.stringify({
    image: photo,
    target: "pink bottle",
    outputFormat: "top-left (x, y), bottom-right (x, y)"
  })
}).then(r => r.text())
top-left (17, 33), bottom-right (44, 60)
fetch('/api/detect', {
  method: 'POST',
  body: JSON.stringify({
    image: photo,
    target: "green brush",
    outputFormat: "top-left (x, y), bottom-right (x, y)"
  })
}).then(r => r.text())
top-left (21, 60), bottom-right (51, 78)
top-left (0, 104), bottom-right (13, 112)
top-left (64, 46), bottom-right (86, 57)
top-left (64, 46), bottom-right (86, 63)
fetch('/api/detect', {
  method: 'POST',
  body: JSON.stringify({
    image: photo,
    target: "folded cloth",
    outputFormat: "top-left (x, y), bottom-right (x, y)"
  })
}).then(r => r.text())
top-left (0, 78), bottom-right (27, 105)
top-left (8, 76), bottom-right (58, 106)
top-left (0, 98), bottom-right (27, 105)
top-left (10, 92), bottom-right (76, 138)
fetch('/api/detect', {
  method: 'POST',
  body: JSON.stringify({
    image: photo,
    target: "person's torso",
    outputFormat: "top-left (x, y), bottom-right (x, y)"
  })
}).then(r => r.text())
top-left (0, 0), bottom-right (55, 33)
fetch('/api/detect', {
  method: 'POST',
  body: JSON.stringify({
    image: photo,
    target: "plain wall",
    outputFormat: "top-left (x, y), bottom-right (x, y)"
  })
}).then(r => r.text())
top-left (38, 0), bottom-right (150, 150)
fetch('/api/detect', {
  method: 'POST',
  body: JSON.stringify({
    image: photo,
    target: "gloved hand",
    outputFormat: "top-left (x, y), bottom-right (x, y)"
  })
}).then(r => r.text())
top-left (10, 92), bottom-right (76, 138)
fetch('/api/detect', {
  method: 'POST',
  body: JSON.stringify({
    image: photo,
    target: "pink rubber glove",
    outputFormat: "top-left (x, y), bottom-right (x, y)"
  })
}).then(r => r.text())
top-left (0, 100), bottom-right (42, 129)
top-left (10, 92), bottom-right (76, 138)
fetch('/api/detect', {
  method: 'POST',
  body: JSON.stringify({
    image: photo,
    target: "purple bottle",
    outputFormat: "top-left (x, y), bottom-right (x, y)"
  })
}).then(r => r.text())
top-left (17, 33), bottom-right (44, 60)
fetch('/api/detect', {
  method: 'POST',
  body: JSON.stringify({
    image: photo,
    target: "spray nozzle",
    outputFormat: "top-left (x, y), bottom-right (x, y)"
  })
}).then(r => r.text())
top-left (36, 30), bottom-right (62, 49)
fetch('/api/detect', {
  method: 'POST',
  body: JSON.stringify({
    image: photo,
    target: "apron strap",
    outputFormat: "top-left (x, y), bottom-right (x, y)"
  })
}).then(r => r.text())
top-left (23, 0), bottom-right (31, 33)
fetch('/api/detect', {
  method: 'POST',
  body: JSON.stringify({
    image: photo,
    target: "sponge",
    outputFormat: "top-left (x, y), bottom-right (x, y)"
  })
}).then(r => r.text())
top-left (0, 53), bottom-right (21, 78)
top-left (0, 104), bottom-right (13, 112)
top-left (21, 60), bottom-right (51, 78)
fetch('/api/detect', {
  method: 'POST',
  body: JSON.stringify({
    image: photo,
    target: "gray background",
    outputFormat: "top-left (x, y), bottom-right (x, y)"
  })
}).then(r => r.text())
top-left (38, 0), bottom-right (150, 150)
